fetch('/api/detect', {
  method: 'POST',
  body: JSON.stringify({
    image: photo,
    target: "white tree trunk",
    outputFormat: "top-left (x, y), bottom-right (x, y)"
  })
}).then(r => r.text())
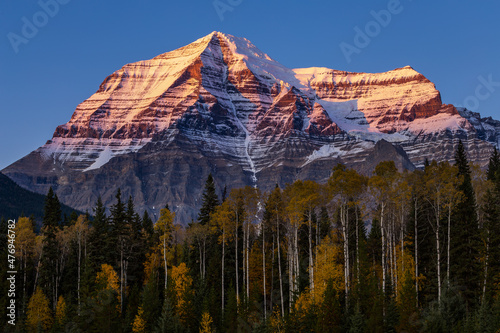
top-left (447, 206), bottom-right (451, 285)
top-left (294, 224), bottom-right (299, 300)
top-left (342, 204), bottom-right (349, 306)
top-left (308, 211), bottom-right (314, 295)
top-left (120, 240), bottom-right (124, 313)
top-left (222, 226), bottom-right (225, 313)
top-left (277, 214), bottom-right (284, 317)
top-left (203, 238), bottom-right (206, 280)
top-left (415, 198), bottom-right (419, 307)
top-left (235, 212), bottom-right (239, 304)
top-left (199, 239), bottom-right (203, 279)
top-left (246, 221), bottom-right (250, 300)
top-left (436, 203), bottom-right (441, 304)
top-left (381, 203), bottom-right (386, 295)
top-left (263, 225), bottom-right (267, 318)
top-left (288, 236), bottom-right (292, 312)
top-left (356, 207), bottom-right (360, 284)
top-left (483, 230), bottom-right (489, 303)
top-left (163, 236), bottom-right (167, 290)
top-left (243, 219), bottom-right (246, 302)
top-left (78, 232), bottom-right (81, 313)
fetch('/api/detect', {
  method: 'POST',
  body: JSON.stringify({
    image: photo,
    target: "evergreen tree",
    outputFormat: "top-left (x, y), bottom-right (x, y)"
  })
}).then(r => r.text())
top-left (88, 196), bottom-right (108, 270)
top-left (126, 197), bottom-right (144, 281)
top-left (109, 189), bottom-right (131, 314)
top-left (451, 140), bottom-right (480, 311)
top-left (142, 210), bottom-right (154, 237)
top-left (486, 147), bottom-right (500, 181)
top-left (348, 304), bottom-right (365, 333)
top-left (316, 279), bottom-right (342, 333)
top-left (69, 210), bottom-right (79, 225)
top-left (421, 284), bottom-right (465, 332)
top-left (198, 174), bottom-right (219, 225)
top-left (141, 270), bottom-right (162, 332)
top-left (397, 268), bottom-right (419, 332)
top-left (40, 187), bottom-right (62, 309)
top-left (93, 264), bottom-right (122, 330)
top-left (482, 149), bottom-right (500, 302)
top-left (223, 286), bottom-right (238, 332)
top-left (109, 189), bottom-right (126, 267)
top-left (367, 218), bottom-right (382, 267)
top-left (155, 297), bottom-right (182, 333)
top-left (481, 187), bottom-right (500, 301)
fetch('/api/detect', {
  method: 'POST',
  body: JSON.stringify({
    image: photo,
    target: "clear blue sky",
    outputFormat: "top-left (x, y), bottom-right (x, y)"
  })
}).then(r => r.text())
top-left (1, 0), bottom-right (499, 170)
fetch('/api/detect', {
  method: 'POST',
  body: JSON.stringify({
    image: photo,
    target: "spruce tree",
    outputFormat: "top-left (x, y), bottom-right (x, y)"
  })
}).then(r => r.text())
top-left (88, 196), bottom-right (108, 269)
top-left (109, 189), bottom-right (126, 268)
top-left (142, 210), bottom-right (156, 250)
top-left (140, 269), bottom-right (162, 332)
top-left (316, 280), bottom-right (342, 332)
top-left (451, 140), bottom-right (480, 311)
top-left (40, 187), bottom-right (62, 308)
top-left (367, 218), bottom-right (382, 266)
top-left (69, 211), bottom-right (78, 225)
top-left (486, 147), bottom-right (500, 181)
top-left (198, 174), bottom-right (219, 225)
top-left (126, 196), bottom-right (145, 290)
top-left (142, 210), bottom-right (154, 235)
top-left (109, 189), bottom-right (130, 314)
top-left (155, 297), bottom-right (182, 333)
top-left (482, 149), bottom-right (500, 301)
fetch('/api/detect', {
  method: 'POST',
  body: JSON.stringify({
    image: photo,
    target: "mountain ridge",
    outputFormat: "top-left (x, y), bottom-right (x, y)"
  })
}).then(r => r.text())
top-left (2, 31), bottom-right (498, 223)
top-left (0, 173), bottom-right (85, 222)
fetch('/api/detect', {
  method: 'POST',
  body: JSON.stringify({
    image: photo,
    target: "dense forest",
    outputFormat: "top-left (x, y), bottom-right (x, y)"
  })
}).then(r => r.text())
top-left (1, 140), bottom-right (500, 333)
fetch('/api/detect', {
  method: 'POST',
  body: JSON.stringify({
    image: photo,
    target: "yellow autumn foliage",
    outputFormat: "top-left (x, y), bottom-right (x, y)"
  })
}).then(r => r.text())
top-left (26, 288), bottom-right (52, 333)
top-left (312, 233), bottom-right (344, 303)
top-left (199, 312), bottom-right (215, 333)
top-left (268, 306), bottom-right (285, 333)
top-left (96, 264), bottom-right (120, 293)
top-left (132, 307), bottom-right (146, 333)
top-left (55, 295), bottom-right (67, 327)
top-left (395, 243), bottom-right (417, 305)
top-left (15, 217), bottom-right (36, 261)
top-left (171, 262), bottom-right (193, 324)
top-left (143, 250), bottom-right (161, 284)
top-left (96, 263), bottom-right (121, 311)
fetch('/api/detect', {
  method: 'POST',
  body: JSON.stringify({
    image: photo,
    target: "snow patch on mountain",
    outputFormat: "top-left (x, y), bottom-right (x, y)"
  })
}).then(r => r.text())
top-left (84, 146), bottom-right (113, 171)
top-left (405, 113), bottom-right (471, 135)
top-left (303, 140), bottom-right (375, 166)
top-left (39, 137), bottom-right (151, 170)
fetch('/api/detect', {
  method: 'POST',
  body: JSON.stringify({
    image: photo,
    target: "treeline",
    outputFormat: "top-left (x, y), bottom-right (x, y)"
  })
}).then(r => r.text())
top-left (1, 140), bottom-right (500, 332)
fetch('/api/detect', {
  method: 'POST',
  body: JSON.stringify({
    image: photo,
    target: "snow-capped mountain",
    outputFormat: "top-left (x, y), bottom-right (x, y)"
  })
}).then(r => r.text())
top-left (3, 32), bottom-right (498, 222)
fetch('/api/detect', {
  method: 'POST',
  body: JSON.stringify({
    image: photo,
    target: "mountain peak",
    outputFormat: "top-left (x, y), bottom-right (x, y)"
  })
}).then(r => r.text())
top-left (3, 31), bottom-right (498, 224)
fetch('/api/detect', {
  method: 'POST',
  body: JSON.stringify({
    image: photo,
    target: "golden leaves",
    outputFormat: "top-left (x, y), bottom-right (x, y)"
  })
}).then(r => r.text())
top-left (26, 288), bottom-right (52, 333)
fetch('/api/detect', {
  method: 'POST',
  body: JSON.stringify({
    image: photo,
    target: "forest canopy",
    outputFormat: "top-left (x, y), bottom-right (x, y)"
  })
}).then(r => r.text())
top-left (1, 142), bottom-right (500, 332)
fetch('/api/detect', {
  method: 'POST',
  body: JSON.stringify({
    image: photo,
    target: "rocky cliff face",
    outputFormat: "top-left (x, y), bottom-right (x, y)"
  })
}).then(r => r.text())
top-left (3, 32), bottom-right (498, 223)
top-left (457, 108), bottom-right (500, 147)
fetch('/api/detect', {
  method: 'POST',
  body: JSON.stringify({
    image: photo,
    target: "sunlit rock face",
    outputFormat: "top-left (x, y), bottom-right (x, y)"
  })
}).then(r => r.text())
top-left (3, 32), bottom-right (497, 223)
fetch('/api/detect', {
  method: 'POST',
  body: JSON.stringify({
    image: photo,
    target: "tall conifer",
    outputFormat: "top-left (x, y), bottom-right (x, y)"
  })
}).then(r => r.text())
top-left (40, 187), bottom-right (62, 308)
top-left (198, 174), bottom-right (219, 225)
top-left (452, 140), bottom-right (480, 310)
